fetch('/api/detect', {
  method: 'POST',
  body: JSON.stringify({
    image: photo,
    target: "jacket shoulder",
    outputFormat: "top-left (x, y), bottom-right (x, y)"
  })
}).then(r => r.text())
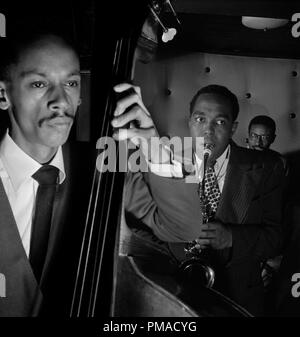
top-left (231, 144), bottom-right (283, 169)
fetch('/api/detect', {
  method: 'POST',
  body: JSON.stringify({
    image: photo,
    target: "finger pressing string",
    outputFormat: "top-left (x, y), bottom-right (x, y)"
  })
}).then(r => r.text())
top-left (114, 93), bottom-right (142, 117)
top-left (113, 83), bottom-right (139, 93)
top-left (112, 105), bottom-right (152, 128)
top-left (113, 84), bottom-right (150, 117)
top-left (112, 127), bottom-right (156, 142)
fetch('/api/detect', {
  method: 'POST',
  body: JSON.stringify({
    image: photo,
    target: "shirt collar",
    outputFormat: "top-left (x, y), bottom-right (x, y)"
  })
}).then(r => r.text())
top-left (195, 144), bottom-right (230, 168)
top-left (215, 144), bottom-right (230, 172)
top-left (195, 144), bottom-right (230, 180)
top-left (0, 131), bottom-right (65, 192)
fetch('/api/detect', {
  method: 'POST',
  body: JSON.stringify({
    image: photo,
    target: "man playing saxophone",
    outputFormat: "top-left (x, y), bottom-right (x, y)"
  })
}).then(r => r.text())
top-left (112, 83), bottom-right (285, 316)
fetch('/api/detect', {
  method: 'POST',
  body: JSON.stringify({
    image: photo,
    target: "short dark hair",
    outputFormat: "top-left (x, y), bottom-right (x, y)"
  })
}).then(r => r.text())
top-left (248, 115), bottom-right (276, 135)
top-left (0, 32), bottom-right (79, 82)
top-left (189, 84), bottom-right (239, 121)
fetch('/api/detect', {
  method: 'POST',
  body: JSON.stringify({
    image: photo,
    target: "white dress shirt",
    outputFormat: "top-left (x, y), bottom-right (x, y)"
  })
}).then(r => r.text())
top-left (0, 131), bottom-right (65, 257)
top-left (148, 144), bottom-right (230, 193)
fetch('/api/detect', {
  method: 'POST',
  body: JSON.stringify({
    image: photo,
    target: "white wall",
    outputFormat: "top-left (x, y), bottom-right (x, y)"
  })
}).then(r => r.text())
top-left (134, 52), bottom-right (300, 155)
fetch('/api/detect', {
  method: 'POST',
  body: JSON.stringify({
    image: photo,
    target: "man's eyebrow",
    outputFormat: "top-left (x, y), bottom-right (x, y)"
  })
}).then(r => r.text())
top-left (216, 113), bottom-right (230, 120)
top-left (192, 111), bottom-right (231, 119)
top-left (19, 70), bottom-right (46, 78)
top-left (192, 111), bottom-right (205, 115)
top-left (19, 69), bottom-right (81, 78)
top-left (68, 70), bottom-right (81, 77)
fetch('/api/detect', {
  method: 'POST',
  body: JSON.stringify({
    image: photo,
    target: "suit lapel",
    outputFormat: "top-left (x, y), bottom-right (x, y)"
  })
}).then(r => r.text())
top-left (0, 179), bottom-right (42, 316)
top-left (217, 145), bottom-right (263, 224)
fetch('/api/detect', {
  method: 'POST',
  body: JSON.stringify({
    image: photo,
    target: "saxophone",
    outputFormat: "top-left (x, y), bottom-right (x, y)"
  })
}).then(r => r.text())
top-left (179, 143), bottom-right (216, 288)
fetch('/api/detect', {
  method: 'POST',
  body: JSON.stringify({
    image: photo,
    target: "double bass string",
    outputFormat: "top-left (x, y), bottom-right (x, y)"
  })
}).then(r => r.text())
top-left (88, 34), bottom-right (136, 316)
top-left (86, 97), bottom-right (116, 315)
top-left (90, 147), bottom-right (119, 316)
top-left (87, 39), bottom-right (124, 315)
top-left (86, 38), bottom-right (126, 315)
top-left (70, 39), bottom-right (123, 317)
top-left (70, 158), bottom-right (98, 316)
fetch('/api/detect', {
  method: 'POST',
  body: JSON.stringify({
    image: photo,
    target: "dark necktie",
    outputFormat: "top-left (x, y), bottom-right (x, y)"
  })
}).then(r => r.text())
top-left (199, 164), bottom-right (221, 222)
top-left (30, 165), bottom-right (59, 283)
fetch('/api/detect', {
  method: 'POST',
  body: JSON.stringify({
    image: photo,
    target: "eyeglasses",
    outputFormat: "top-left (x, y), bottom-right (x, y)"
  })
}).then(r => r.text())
top-left (249, 132), bottom-right (272, 142)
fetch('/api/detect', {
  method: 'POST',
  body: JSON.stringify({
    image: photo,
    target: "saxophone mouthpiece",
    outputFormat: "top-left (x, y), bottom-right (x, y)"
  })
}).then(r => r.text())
top-left (204, 143), bottom-right (214, 158)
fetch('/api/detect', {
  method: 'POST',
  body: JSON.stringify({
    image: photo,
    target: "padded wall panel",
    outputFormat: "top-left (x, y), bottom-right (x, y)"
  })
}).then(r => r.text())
top-left (134, 53), bottom-right (300, 155)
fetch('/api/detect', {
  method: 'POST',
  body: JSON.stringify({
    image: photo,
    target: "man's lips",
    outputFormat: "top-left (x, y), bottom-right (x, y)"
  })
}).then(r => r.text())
top-left (39, 115), bottom-right (74, 127)
top-left (204, 139), bottom-right (215, 147)
top-left (47, 117), bottom-right (73, 125)
top-left (253, 146), bottom-right (264, 151)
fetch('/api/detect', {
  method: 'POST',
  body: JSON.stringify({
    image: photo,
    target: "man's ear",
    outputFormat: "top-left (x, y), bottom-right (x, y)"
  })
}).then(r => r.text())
top-left (0, 81), bottom-right (11, 110)
top-left (231, 121), bottom-right (238, 136)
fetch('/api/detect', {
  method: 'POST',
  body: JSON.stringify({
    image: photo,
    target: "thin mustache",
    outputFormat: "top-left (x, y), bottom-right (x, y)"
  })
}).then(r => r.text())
top-left (38, 112), bottom-right (74, 127)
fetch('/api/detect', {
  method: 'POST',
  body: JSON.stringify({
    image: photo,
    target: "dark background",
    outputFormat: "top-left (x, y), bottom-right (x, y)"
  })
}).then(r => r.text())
top-left (162, 0), bottom-right (300, 59)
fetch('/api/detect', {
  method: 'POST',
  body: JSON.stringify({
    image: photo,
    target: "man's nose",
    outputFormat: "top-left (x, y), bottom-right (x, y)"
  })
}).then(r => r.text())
top-left (48, 86), bottom-right (70, 113)
top-left (258, 136), bottom-right (264, 147)
top-left (203, 122), bottom-right (214, 135)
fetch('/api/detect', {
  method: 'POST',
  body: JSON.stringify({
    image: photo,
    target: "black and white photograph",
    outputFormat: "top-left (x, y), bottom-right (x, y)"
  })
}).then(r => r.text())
top-left (0, 0), bottom-right (300, 329)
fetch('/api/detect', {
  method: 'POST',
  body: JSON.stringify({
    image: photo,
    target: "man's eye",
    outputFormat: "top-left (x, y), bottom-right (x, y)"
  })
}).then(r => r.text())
top-left (31, 81), bottom-right (47, 88)
top-left (195, 117), bottom-right (205, 123)
top-left (216, 120), bottom-right (226, 126)
top-left (66, 80), bottom-right (79, 87)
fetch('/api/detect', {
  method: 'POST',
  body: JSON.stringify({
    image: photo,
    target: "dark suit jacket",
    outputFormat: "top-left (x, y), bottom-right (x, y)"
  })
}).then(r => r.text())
top-left (270, 201), bottom-right (300, 316)
top-left (0, 141), bottom-right (95, 317)
top-left (124, 143), bottom-right (285, 316)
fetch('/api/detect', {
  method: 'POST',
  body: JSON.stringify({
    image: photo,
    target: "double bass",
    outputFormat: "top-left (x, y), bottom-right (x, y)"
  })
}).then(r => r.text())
top-left (70, 0), bottom-right (251, 317)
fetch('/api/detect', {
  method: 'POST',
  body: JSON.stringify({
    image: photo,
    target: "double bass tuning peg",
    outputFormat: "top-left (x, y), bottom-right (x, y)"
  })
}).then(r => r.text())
top-left (148, 0), bottom-right (181, 43)
top-left (162, 28), bottom-right (176, 43)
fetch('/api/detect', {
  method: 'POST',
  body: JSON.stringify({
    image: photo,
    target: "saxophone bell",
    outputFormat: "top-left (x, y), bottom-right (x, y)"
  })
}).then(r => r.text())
top-left (179, 257), bottom-right (215, 288)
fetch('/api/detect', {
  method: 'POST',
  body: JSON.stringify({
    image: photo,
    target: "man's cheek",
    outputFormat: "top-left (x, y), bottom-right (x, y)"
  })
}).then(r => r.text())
top-left (191, 126), bottom-right (204, 137)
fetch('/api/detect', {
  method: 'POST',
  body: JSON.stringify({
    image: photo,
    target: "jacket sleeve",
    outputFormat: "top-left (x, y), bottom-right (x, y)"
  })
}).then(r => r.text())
top-left (124, 170), bottom-right (203, 242)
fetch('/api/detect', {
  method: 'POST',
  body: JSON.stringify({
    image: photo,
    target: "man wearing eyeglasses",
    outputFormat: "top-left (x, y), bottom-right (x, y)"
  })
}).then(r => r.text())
top-left (247, 115), bottom-right (276, 151)
top-left (246, 115), bottom-right (290, 313)
top-left (247, 115), bottom-right (288, 176)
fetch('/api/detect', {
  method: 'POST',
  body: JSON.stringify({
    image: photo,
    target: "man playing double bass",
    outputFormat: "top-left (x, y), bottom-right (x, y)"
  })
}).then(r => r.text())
top-left (112, 83), bottom-right (285, 316)
top-left (0, 33), bottom-right (94, 316)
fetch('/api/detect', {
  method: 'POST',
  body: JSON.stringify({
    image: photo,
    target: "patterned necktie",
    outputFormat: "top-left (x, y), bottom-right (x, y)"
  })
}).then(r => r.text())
top-left (30, 165), bottom-right (59, 283)
top-left (199, 164), bottom-right (221, 221)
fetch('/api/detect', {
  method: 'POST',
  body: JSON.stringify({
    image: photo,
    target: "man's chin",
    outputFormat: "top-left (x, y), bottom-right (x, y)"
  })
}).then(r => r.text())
top-left (44, 131), bottom-right (70, 148)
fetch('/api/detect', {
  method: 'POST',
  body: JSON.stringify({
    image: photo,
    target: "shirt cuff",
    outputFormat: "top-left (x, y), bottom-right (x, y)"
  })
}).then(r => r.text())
top-left (147, 160), bottom-right (183, 178)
